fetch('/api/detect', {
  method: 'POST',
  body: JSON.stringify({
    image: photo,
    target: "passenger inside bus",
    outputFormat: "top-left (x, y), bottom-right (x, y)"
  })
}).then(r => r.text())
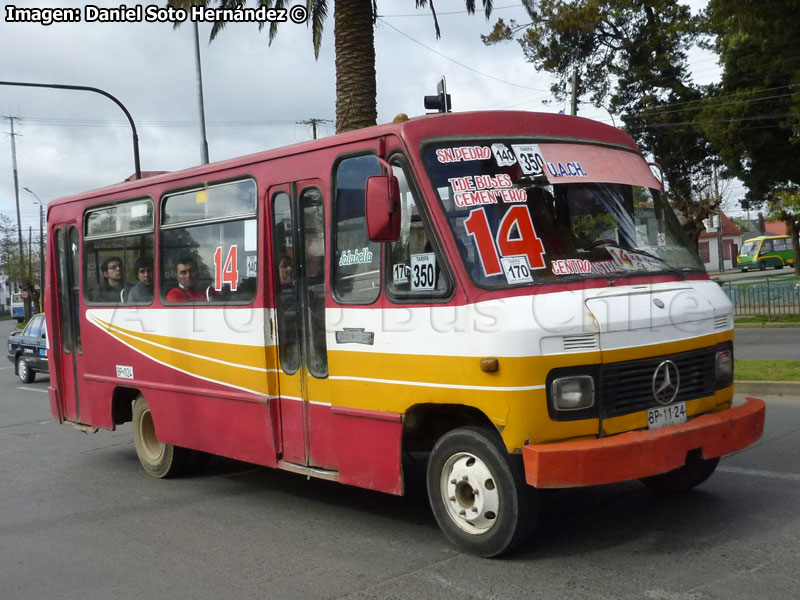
top-left (166, 256), bottom-right (217, 303)
top-left (92, 256), bottom-right (126, 303)
top-left (127, 256), bottom-right (154, 304)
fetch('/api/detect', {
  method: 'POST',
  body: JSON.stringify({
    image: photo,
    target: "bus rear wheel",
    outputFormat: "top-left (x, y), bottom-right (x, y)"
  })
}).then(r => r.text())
top-left (132, 395), bottom-right (192, 478)
top-left (426, 426), bottom-right (538, 557)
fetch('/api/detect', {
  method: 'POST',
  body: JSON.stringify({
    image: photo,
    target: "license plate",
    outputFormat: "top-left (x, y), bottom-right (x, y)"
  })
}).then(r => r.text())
top-left (647, 402), bottom-right (687, 430)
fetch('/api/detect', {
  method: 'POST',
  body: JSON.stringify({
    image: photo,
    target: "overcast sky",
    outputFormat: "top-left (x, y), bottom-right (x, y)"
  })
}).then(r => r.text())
top-left (0, 1), bottom-right (719, 236)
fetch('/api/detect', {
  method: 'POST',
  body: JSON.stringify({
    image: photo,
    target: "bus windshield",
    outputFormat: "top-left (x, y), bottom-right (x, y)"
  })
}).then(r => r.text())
top-left (738, 241), bottom-right (759, 258)
top-left (422, 139), bottom-right (703, 288)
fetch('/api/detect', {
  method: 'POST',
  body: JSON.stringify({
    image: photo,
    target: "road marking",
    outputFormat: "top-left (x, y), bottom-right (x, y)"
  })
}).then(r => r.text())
top-left (15, 386), bottom-right (48, 394)
top-left (0, 366), bottom-right (12, 370)
top-left (719, 465), bottom-right (800, 482)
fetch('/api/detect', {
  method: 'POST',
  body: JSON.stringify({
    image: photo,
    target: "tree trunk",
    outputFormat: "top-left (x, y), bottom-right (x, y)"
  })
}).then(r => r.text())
top-left (791, 218), bottom-right (800, 276)
top-left (334, 0), bottom-right (377, 133)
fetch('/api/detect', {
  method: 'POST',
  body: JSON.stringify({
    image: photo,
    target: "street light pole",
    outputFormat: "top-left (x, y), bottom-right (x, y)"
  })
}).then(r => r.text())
top-left (0, 80), bottom-right (141, 179)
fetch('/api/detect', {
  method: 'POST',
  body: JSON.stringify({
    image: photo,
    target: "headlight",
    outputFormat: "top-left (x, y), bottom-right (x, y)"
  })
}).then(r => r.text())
top-left (715, 349), bottom-right (733, 385)
top-left (552, 375), bottom-right (595, 410)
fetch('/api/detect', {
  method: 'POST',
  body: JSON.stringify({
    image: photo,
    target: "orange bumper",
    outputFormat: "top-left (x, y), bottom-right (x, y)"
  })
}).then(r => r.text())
top-left (522, 397), bottom-right (766, 488)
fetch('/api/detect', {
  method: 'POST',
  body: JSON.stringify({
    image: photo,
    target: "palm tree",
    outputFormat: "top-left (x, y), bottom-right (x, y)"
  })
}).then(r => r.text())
top-left (168, 0), bottom-right (496, 133)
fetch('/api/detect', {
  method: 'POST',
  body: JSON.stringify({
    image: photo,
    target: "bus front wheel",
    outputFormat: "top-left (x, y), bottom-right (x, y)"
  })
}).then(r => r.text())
top-left (640, 451), bottom-right (719, 492)
top-left (426, 426), bottom-right (538, 557)
top-left (132, 395), bottom-right (192, 478)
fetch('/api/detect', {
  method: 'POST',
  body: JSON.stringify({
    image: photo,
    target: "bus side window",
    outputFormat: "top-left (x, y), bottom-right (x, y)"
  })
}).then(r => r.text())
top-left (160, 180), bottom-right (257, 304)
top-left (83, 199), bottom-right (155, 306)
top-left (333, 155), bottom-right (382, 304)
top-left (387, 162), bottom-right (451, 299)
top-left (760, 240), bottom-right (773, 254)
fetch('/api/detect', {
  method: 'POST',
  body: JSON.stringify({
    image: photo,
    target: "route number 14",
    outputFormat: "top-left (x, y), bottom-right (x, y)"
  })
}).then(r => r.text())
top-left (463, 206), bottom-right (546, 278)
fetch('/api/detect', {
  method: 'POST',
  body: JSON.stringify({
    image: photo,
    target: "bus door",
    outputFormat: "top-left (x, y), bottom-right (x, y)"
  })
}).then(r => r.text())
top-left (269, 181), bottom-right (332, 469)
top-left (53, 224), bottom-right (85, 422)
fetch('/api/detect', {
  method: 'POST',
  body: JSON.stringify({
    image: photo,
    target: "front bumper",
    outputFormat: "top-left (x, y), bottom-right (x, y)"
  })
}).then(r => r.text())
top-left (522, 397), bottom-right (765, 488)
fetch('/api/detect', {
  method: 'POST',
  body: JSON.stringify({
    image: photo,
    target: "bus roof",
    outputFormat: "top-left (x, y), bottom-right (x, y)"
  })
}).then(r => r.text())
top-left (49, 110), bottom-right (641, 209)
top-left (743, 234), bottom-right (791, 242)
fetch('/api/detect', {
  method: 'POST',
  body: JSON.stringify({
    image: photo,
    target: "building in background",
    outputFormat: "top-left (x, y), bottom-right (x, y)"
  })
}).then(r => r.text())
top-left (698, 213), bottom-right (744, 272)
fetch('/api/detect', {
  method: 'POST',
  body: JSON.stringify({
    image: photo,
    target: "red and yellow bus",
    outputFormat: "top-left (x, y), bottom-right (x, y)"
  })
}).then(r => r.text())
top-left (44, 111), bottom-right (764, 556)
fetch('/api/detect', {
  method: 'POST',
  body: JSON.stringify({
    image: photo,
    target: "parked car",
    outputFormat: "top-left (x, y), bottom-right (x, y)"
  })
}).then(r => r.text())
top-left (7, 313), bottom-right (49, 383)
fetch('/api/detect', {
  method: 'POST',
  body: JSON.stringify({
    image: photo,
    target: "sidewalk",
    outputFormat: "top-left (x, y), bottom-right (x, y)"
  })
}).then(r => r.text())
top-left (736, 380), bottom-right (800, 396)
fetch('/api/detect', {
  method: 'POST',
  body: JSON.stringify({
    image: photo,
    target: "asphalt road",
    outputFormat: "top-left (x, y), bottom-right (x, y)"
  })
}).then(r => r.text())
top-left (2, 319), bottom-right (799, 599)
top-left (734, 327), bottom-right (800, 360)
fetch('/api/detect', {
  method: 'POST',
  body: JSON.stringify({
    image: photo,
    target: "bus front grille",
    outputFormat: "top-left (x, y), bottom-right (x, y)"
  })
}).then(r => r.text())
top-left (599, 347), bottom-right (717, 419)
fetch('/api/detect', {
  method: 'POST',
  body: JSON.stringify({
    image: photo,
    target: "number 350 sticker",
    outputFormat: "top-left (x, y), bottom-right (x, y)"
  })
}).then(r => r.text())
top-left (511, 144), bottom-right (546, 176)
top-left (410, 253), bottom-right (437, 291)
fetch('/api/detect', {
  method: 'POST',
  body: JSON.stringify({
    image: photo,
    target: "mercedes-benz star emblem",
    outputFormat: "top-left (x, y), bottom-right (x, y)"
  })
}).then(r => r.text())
top-left (652, 360), bottom-right (680, 405)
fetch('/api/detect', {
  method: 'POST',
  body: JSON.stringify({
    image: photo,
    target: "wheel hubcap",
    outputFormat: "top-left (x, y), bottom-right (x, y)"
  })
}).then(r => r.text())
top-left (19, 360), bottom-right (27, 379)
top-left (440, 452), bottom-right (500, 534)
top-left (138, 408), bottom-right (165, 463)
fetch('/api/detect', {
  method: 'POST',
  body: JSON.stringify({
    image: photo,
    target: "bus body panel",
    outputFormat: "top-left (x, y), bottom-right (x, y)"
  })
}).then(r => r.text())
top-left (737, 234), bottom-right (797, 270)
top-left (44, 111), bottom-right (762, 505)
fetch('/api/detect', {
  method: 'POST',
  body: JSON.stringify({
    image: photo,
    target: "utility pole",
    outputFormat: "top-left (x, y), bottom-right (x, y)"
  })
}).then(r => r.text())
top-left (297, 118), bottom-right (331, 140)
top-left (22, 186), bottom-right (45, 312)
top-left (2, 115), bottom-right (30, 319)
top-left (570, 68), bottom-right (578, 116)
top-left (713, 164), bottom-right (725, 273)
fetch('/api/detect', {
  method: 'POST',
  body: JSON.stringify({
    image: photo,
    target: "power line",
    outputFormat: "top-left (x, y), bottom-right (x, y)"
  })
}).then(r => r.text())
top-left (377, 17), bottom-right (550, 92)
top-left (378, 4), bottom-right (521, 18)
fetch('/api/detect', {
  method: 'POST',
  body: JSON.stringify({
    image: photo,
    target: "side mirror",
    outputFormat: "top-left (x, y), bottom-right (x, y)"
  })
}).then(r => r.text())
top-left (365, 175), bottom-right (401, 242)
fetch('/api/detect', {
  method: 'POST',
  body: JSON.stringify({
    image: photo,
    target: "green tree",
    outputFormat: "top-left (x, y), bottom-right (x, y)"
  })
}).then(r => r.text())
top-left (700, 0), bottom-right (800, 273)
top-left (168, 0), bottom-right (495, 133)
top-left (483, 1), bottom-right (719, 249)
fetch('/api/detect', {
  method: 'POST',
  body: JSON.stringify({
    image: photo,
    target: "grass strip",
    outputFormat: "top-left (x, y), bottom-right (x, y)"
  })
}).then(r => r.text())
top-left (735, 359), bottom-right (800, 381)
top-left (735, 315), bottom-right (800, 324)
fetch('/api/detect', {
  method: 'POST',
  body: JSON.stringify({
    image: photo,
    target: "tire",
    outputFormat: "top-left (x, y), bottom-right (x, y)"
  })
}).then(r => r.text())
top-left (759, 261), bottom-right (766, 271)
top-left (132, 395), bottom-right (192, 478)
top-left (641, 451), bottom-right (719, 492)
top-left (17, 357), bottom-right (35, 384)
top-left (774, 260), bottom-right (783, 270)
top-left (427, 426), bottom-right (538, 557)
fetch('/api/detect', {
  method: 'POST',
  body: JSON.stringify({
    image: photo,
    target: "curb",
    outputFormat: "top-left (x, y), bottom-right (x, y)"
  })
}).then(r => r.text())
top-left (735, 322), bottom-right (800, 328)
top-left (735, 380), bottom-right (800, 396)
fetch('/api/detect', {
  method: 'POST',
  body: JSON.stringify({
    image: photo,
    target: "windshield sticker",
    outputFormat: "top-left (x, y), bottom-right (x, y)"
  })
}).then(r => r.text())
top-left (436, 146), bottom-right (492, 163)
top-left (607, 247), bottom-right (662, 272)
top-left (511, 144), bottom-right (547, 176)
top-left (501, 256), bottom-right (534, 284)
top-left (392, 262), bottom-right (410, 284)
top-left (464, 206), bottom-right (546, 277)
top-left (657, 232), bottom-right (667, 246)
top-left (491, 143), bottom-right (517, 167)
top-left (410, 253), bottom-right (437, 291)
top-left (339, 247), bottom-right (374, 266)
top-left (545, 161), bottom-right (588, 178)
top-left (551, 259), bottom-right (592, 275)
top-left (589, 260), bottom-right (620, 276)
top-left (448, 175), bottom-right (526, 208)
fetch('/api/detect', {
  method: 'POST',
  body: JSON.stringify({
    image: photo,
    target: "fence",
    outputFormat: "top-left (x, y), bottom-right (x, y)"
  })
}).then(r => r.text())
top-left (717, 277), bottom-right (800, 319)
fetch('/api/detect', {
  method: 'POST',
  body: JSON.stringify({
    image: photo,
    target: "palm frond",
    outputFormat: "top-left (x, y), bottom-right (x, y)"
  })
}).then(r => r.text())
top-left (310, 0), bottom-right (329, 59)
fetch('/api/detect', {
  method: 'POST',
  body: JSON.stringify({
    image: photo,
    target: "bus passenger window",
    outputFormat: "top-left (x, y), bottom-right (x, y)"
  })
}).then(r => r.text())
top-left (387, 162), bottom-right (451, 299)
top-left (160, 180), bottom-right (257, 304)
top-left (333, 155), bottom-right (382, 304)
top-left (84, 199), bottom-right (154, 305)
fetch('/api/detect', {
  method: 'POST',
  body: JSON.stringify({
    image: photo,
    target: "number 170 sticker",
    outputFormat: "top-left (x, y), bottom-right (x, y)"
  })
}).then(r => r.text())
top-left (500, 256), bottom-right (534, 284)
